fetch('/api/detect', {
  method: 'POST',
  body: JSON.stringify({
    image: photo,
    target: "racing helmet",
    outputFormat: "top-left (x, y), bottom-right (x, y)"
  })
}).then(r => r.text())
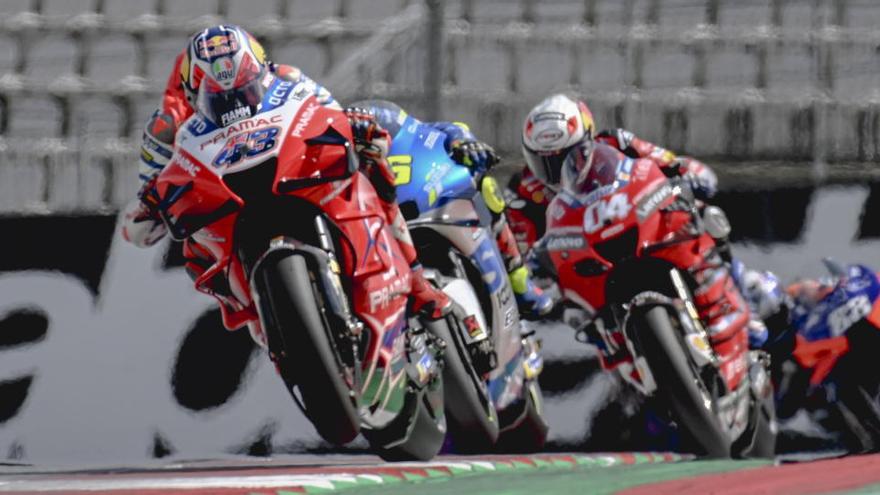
top-left (180, 25), bottom-right (271, 127)
top-left (522, 94), bottom-right (596, 190)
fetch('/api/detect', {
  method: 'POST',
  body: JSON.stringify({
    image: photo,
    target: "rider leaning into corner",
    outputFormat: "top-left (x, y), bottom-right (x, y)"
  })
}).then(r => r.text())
top-left (513, 93), bottom-right (785, 349)
top-left (120, 24), bottom-right (452, 345)
top-left (344, 99), bottom-right (554, 320)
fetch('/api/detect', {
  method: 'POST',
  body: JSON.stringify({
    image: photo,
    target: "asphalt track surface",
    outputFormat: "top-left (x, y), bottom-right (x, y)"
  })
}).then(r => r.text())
top-left (4, 452), bottom-right (880, 494)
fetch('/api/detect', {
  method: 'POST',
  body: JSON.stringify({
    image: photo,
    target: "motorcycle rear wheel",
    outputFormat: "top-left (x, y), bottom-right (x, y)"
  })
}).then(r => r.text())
top-left (427, 309), bottom-right (500, 453)
top-left (258, 253), bottom-right (360, 445)
top-left (636, 305), bottom-right (731, 458)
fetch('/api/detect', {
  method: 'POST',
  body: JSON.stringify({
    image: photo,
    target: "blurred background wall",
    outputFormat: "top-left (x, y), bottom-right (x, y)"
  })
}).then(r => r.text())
top-left (0, 0), bottom-right (879, 213)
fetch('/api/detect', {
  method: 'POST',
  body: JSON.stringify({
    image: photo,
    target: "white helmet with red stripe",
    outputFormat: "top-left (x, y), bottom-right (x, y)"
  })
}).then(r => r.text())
top-left (521, 94), bottom-right (596, 190)
top-left (180, 25), bottom-right (271, 127)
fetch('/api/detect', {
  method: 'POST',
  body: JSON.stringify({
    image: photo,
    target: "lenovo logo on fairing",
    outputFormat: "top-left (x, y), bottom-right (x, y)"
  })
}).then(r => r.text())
top-left (635, 183), bottom-right (675, 220)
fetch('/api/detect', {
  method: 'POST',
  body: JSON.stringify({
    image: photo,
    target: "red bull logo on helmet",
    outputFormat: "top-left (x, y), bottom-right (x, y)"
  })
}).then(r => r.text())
top-left (195, 29), bottom-right (240, 62)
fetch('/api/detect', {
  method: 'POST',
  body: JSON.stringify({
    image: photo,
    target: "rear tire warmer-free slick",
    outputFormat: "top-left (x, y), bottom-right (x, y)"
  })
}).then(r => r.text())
top-left (636, 305), bottom-right (731, 458)
top-left (369, 379), bottom-right (447, 462)
top-left (429, 311), bottom-right (500, 452)
top-left (258, 253), bottom-right (360, 445)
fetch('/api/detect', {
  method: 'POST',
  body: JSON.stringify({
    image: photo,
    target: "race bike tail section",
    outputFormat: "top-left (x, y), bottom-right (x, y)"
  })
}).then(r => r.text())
top-left (391, 118), bottom-right (549, 452)
top-left (542, 143), bottom-right (774, 458)
top-left (149, 85), bottom-right (447, 460)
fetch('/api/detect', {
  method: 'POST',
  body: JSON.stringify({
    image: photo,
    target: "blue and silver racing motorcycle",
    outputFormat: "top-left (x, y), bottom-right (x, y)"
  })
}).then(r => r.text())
top-left (390, 118), bottom-right (549, 452)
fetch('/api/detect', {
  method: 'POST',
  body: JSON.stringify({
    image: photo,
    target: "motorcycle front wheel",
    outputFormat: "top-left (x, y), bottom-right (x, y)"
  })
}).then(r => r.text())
top-left (256, 253), bottom-right (360, 445)
top-left (635, 305), bottom-right (731, 458)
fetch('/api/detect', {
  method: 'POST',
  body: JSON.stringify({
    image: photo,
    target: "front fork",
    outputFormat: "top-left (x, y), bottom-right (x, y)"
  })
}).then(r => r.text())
top-left (313, 216), bottom-right (364, 339)
top-left (519, 320), bottom-right (544, 380)
top-left (594, 269), bottom-right (718, 396)
top-left (251, 218), bottom-right (364, 380)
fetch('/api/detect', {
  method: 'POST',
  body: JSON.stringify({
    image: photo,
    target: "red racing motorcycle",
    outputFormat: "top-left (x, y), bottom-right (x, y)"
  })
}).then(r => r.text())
top-left (144, 84), bottom-right (454, 460)
top-left (535, 143), bottom-right (775, 457)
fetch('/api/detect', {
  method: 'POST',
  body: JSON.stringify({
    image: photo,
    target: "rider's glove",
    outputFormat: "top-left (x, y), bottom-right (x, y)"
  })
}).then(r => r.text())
top-left (674, 157), bottom-right (718, 200)
top-left (121, 175), bottom-right (167, 248)
top-left (450, 139), bottom-right (499, 170)
top-left (344, 107), bottom-right (390, 166)
top-left (138, 174), bottom-right (161, 215)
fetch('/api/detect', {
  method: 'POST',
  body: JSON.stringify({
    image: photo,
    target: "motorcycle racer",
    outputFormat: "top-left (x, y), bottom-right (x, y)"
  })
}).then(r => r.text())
top-left (121, 24), bottom-right (451, 325)
top-left (347, 99), bottom-right (553, 319)
top-left (557, 139), bottom-right (757, 353)
top-left (524, 93), bottom-right (773, 348)
top-left (507, 93), bottom-right (717, 253)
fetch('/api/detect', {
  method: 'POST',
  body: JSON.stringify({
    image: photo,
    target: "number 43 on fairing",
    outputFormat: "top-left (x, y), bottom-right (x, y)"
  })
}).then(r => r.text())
top-left (213, 127), bottom-right (280, 168)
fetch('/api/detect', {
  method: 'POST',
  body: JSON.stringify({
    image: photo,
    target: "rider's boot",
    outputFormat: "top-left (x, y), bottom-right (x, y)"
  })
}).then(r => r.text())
top-left (510, 265), bottom-right (553, 318)
top-left (495, 218), bottom-right (553, 318)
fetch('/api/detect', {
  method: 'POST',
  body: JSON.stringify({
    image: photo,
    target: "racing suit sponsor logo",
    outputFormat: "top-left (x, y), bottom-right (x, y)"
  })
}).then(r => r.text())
top-left (267, 80), bottom-right (294, 106)
top-left (423, 130), bottom-right (442, 150)
top-left (635, 182), bottom-right (674, 220)
top-left (291, 102), bottom-right (321, 138)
